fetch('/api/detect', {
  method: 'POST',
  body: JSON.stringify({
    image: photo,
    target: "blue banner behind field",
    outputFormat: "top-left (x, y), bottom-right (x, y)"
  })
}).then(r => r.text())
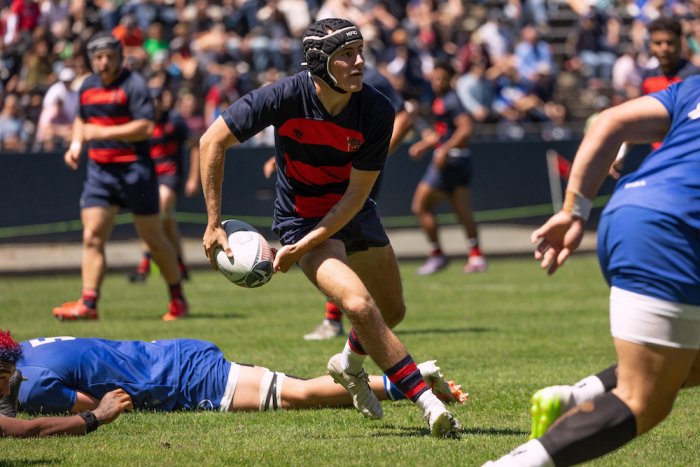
top-left (0, 141), bottom-right (649, 243)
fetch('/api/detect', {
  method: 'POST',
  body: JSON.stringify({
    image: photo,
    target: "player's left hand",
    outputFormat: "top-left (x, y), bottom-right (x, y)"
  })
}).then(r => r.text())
top-left (273, 244), bottom-right (301, 273)
top-left (531, 211), bottom-right (585, 275)
top-left (184, 178), bottom-right (200, 197)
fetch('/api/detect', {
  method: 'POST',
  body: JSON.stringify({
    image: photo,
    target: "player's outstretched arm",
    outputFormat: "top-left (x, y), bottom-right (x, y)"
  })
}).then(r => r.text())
top-left (0, 389), bottom-right (132, 438)
top-left (532, 95), bottom-right (671, 275)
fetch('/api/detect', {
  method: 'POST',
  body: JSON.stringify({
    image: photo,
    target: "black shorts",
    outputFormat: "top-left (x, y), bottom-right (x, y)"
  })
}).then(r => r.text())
top-left (81, 159), bottom-right (159, 215)
top-left (421, 156), bottom-right (472, 193)
top-left (274, 204), bottom-right (390, 254)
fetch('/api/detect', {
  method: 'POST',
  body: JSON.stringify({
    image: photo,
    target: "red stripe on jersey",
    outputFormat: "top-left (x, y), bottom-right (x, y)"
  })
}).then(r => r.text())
top-left (284, 152), bottom-right (351, 186)
top-left (81, 88), bottom-right (128, 106)
top-left (279, 118), bottom-right (364, 153)
top-left (150, 142), bottom-right (178, 159)
top-left (155, 160), bottom-right (177, 176)
top-left (87, 115), bottom-right (131, 126)
top-left (294, 192), bottom-right (342, 218)
top-left (88, 148), bottom-right (138, 164)
top-left (642, 75), bottom-right (681, 95)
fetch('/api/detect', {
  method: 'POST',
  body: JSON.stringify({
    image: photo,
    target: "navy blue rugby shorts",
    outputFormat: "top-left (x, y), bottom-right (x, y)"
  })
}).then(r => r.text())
top-left (80, 159), bottom-right (159, 215)
top-left (274, 204), bottom-right (390, 254)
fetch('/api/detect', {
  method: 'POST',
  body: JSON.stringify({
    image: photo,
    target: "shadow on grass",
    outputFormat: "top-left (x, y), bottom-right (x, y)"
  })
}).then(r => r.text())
top-left (125, 312), bottom-right (246, 321)
top-left (307, 424), bottom-right (526, 439)
top-left (1, 460), bottom-right (61, 466)
top-left (396, 326), bottom-right (495, 336)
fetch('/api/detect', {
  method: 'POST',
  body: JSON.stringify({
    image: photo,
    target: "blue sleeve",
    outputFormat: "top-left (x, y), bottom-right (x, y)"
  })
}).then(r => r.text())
top-left (127, 73), bottom-right (155, 121)
top-left (365, 73), bottom-right (404, 113)
top-left (18, 366), bottom-right (77, 415)
top-left (221, 82), bottom-right (282, 143)
top-left (649, 81), bottom-right (680, 115)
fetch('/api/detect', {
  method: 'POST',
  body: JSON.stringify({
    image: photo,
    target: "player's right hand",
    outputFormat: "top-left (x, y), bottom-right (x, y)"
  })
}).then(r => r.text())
top-left (92, 389), bottom-right (133, 425)
top-left (531, 211), bottom-right (585, 275)
top-left (64, 147), bottom-right (81, 170)
top-left (202, 223), bottom-right (232, 270)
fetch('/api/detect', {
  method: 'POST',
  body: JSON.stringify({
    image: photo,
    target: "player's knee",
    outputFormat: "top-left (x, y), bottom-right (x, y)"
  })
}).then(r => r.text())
top-left (342, 295), bottom-right (375, 321)
top-left (614, 389), bottom-right (675, 433)
top-left (82, 229), bottom-right (104, 250)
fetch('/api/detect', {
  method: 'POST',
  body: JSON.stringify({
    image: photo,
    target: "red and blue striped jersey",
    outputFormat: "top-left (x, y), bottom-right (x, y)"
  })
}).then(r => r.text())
top-left (222, 71), bottom-right (394, 220)
top-left (78, 69), bottom-right (154, 164)
top-left (432, 90), bottom-right (467, 148)
top-left (150, 112), bottom-right (190, 177)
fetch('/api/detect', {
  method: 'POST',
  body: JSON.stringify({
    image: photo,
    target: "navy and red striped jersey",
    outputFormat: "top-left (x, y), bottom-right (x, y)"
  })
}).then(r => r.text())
top-left (431, 90), bottom-right (467, 147)
top-left (150, 112), bottom-right (190, 177)
top-left (79, 69), bottom-right (154, 164)
top-left (641, 59), bottom-right (699, 95)
top-left (222, 71), bottom-right (394, 220)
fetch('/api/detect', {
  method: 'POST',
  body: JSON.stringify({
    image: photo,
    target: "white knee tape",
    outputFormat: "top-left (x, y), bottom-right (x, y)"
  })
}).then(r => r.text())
top-left (259, 370), bottom-right (286, 411)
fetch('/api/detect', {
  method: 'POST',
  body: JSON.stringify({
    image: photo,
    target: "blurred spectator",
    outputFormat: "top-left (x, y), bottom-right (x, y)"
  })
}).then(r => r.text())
top-left (455, 58), bottom-right (495, 124)
top-left (144, 22), bottom-right (169, 62)
top-left (204, 63), bottom-right (241, 125)
top-left (0, 93), bottom-right (29, 151)
top-left (565, 9), bottom-right (620, 88)
top-left (476, 9), bottom-right (514, 66)
top-left (611, 44), bottom-right (644, 101)
top-left (4, 0), bottom-right (40, 46)
top-left (514, 24), bottom-right (553, 84)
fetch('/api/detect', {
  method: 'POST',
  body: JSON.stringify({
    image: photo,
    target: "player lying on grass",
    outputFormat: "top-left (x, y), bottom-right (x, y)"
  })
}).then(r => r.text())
top-left (4, 334), bottom-right (466, 416)
top-left (0, 330), bottom-right (132, 438)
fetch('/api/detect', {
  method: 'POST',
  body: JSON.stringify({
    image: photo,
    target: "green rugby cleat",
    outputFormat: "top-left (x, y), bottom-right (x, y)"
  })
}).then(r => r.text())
top-left (529, 385), bottom-right (573, 439)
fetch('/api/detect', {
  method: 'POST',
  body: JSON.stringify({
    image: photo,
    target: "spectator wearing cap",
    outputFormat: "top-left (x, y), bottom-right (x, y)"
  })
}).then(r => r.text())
top-left (34, 66), bottom-right (78, 150)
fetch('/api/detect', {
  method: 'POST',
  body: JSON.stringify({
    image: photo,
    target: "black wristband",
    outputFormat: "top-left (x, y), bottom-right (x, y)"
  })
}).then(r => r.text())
top-left (78, 411), bottom-right (100, 433)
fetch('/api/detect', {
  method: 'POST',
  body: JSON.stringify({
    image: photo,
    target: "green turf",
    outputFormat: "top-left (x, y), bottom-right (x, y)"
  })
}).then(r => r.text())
top-left (0, 255), bottom-right (698, 465)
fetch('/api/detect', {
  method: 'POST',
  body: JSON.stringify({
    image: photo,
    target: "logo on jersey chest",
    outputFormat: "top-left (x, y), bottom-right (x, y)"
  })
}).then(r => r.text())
top-left (347, 136), bottom-right (362, 152)
top-left (689, 102), bottom-right (700, 120)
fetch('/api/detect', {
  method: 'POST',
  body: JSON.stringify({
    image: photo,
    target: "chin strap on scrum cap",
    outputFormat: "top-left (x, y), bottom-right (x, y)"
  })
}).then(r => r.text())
top-left (302, 18), bottom-right (363, 93)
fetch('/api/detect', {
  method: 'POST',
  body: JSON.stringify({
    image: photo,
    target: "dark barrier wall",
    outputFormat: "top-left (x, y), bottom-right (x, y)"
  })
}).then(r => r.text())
top-left (0, 141), bottom-right (649, 243)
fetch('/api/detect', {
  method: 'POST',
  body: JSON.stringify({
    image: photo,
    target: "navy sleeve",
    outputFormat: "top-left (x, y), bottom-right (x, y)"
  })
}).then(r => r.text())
top-left (364, 71), bottom-right (404, 113)
top-left (221, 81), bottom-right (283, 143)
top-left (445, 92), bottom-right (468, 122)
top-left (127, 73), bottom-right (155, 121)
top-left (352, 90), bottom-right (394, 171)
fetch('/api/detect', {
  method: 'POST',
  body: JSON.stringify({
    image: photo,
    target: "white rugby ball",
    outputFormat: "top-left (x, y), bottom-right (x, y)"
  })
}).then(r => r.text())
top-left (215, 220), bottom-right (274, 288)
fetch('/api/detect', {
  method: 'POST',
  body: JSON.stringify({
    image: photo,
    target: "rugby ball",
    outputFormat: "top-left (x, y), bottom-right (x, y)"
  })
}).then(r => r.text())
top-left (215, 220), bottom-right (274, 288)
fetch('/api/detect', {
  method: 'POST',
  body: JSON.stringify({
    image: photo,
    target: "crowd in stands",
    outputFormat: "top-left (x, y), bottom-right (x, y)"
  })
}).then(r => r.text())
top-left (1, 0), bottom-right (699, 152)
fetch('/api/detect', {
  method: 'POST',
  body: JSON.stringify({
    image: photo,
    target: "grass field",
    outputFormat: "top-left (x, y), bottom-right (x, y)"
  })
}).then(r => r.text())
top-left (1, 255), bottom-right (698, 466)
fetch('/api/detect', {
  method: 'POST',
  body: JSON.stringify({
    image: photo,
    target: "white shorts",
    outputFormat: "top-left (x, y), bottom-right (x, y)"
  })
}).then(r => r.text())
top-left (218, 362), bottom-right (241, 412)
top-left (610, 287), bottom-right (700, 349)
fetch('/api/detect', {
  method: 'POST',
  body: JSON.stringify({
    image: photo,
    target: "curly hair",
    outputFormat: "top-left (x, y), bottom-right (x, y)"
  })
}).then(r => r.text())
top-left (0, 330), bottom-right (22, 364)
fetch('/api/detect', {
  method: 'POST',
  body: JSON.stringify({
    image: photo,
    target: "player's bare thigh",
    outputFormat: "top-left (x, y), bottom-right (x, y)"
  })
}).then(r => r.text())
top-left (612, 338), bottom-right (698, 434)
top-left (349, 244), bottom-right (405, 327)
top-left (297, 239), bottom-right (372, 314)
top-left (227, 365), bottom-right (268, 411)
top-left (81, 206), bottom-right (118, 243)
top-left (158, 184), bottom-right (178, 217)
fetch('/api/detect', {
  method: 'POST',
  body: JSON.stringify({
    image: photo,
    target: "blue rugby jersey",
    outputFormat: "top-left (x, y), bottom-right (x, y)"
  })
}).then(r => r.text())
top-left (222, 71), bottom-right (394, 221)
top-left (79, 69), bottom-right (154, 164)
top-left (17, 337), bottom-right (230, 414)
top-left (604, 76), bottom-right (700, 229)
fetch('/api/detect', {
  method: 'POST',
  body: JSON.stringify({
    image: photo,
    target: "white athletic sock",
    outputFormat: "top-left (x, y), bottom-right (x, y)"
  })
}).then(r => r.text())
top-left (340, 340), bottom-right (366, 374)
top-left (415, 388), bottom-right (443, 413)
top-left (489, 439), bottom-right (555, 467)
top-left (571, 375), bottom-right (606, 406)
